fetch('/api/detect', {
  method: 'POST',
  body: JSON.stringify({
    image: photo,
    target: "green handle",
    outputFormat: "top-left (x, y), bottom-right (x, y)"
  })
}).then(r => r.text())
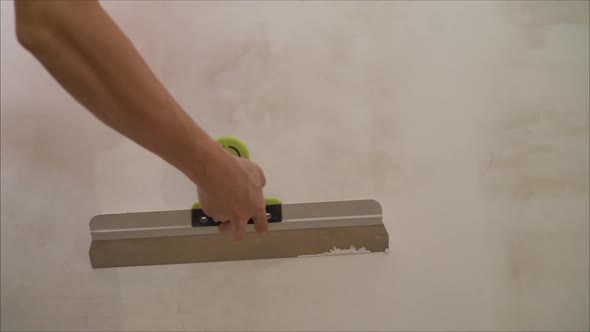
top-left (216, 136), bottom-right (250, 159)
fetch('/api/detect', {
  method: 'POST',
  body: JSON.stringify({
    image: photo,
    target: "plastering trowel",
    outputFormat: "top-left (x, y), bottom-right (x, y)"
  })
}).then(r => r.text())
top-left (89, 137), bottom-right (389, 268)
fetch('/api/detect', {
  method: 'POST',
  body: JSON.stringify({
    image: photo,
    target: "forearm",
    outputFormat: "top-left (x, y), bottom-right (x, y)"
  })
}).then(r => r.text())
top-left (15, 1), bottom-right (218, 184)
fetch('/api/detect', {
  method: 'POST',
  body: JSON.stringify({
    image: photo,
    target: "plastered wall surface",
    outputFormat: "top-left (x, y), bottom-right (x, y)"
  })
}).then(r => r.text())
top-left (1, 1), bottom-right (588, 331)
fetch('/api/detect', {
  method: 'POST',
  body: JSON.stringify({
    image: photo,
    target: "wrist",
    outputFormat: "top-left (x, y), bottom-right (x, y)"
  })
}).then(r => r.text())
top-left (184, 135), bottom-right (228, 186)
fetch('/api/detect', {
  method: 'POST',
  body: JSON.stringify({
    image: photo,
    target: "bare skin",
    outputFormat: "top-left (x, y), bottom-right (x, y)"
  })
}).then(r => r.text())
top-left (14, 1), bottom-right (268, 240)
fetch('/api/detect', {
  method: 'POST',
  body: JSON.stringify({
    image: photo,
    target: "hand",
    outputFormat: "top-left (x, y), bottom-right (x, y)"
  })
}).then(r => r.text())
top-left (196, 147), bottom-right (268, 241)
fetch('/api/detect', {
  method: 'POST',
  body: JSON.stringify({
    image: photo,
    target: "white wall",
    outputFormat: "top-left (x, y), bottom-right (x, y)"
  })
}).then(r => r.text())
top-left (1, 1), bottom-right (588, 331)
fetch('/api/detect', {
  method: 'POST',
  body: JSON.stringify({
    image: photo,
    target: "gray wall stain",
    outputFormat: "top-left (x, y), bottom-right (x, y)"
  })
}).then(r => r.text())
top-left (485, 107), bottom-right (589, 199)
top-left (504, 1), bottom-right (590, 48)
top-left (476, 2), bottom-right (590, 329)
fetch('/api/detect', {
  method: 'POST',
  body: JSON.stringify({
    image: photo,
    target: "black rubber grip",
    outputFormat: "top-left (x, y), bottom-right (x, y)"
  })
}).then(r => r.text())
top-left (191, 204), bottom-right (283, 227)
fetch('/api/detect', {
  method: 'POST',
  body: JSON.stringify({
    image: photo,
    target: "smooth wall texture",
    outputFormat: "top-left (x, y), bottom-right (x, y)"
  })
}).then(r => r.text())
top-left (1, 1), bottom-right (588, 331)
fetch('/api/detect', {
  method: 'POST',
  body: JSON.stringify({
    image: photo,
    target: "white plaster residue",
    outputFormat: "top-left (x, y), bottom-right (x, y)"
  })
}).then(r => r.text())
top-left (297, 246), bottom-right (374, 258)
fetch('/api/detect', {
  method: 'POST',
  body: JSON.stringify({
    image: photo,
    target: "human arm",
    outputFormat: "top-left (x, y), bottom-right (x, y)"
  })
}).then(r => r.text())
top-left (14, 0), bottom-right (268, 240)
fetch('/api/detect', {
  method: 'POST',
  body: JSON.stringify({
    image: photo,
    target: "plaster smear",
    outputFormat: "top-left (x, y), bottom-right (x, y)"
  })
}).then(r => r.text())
top-left (297, 246), bottom-right (377, 258)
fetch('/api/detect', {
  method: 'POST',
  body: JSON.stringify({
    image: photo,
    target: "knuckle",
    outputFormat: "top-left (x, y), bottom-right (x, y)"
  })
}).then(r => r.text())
top-left (258, 168), bottom-right (266, 187)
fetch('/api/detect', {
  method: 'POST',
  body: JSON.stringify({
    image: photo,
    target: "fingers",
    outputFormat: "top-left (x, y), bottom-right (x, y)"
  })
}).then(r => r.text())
top-left (221, 208), bottom-right (267, 239)
top-left (252, 206), bottom-right (269, 234)
top-left (218, 221), bottom-right (230, 233)
top-left (230, 215), bottom-right (248, 241)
